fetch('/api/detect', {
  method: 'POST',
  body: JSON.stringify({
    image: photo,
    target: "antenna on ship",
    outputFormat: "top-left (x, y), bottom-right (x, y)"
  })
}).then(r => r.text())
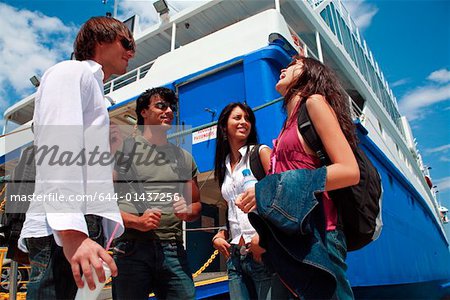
top-left (102, 0), bottom-right (118, 18)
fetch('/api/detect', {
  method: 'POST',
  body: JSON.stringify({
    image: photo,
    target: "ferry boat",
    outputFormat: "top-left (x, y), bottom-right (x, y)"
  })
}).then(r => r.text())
top-left (1, 0), bottom-right (449, 298)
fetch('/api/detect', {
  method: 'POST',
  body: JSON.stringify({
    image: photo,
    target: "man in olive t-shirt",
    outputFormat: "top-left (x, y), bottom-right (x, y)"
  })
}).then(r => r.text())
top-left (112, 87), bottom-right (201, 300)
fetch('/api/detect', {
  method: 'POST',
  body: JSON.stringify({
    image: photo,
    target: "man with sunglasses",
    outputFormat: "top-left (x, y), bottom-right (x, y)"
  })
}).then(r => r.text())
top-left (112, 87), bottom-right (201, 300)
top-left (18, 16), bottom-right (135, 299)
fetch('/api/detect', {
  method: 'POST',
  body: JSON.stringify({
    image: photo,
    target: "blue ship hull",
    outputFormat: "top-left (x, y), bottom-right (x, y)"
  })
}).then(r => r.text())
top-left (163, 44), bottom-right (450, 297)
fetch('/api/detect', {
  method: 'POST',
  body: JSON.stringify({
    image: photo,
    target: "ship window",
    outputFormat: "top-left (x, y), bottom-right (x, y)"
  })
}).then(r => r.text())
top-left (329, 3), bottom-right (343, 44)
top-left (360, 49), bottom-right (371, 83)
top-left (346, 89), bottom-right (365, 115)
top-left (322, 5), bottom-right (337, 37)
top-left (4, 118), bottom-right (20, 133)
top-left (377, 119), bottom-right (385, 139)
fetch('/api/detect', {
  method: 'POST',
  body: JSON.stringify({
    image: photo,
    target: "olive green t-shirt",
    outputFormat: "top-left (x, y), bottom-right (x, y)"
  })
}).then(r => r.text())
top-left (117, 135), bottom-right (199, 241)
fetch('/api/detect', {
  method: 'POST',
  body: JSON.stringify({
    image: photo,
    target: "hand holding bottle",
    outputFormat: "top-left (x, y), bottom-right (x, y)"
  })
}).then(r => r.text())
top-left (235, 169), bottom-right (257, 213)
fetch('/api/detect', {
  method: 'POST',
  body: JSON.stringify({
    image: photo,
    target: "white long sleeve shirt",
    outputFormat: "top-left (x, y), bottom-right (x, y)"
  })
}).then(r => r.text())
top-left (19, 60), bottom-right (124, 251)
top-left (221, 145), bottom-right (268, 245)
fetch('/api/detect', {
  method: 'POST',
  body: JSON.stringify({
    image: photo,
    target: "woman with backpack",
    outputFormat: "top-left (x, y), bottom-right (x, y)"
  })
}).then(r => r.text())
top-left (239, 56), bottom-right (360, 299)
top-left (212, 102), bottom-right (289, 299)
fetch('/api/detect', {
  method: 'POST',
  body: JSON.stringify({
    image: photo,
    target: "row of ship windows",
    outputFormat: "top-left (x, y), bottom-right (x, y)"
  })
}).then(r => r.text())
top-left (377, 119), bottom-right (415, 176)
top-left (320, 3), bottom-right (403, 135)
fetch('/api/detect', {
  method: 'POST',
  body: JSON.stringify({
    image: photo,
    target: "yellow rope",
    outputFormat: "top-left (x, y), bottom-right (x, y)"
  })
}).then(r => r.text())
top-left (0, 185), bottom-right (6, 212)
top-left (0, 248), bottom-right (221, 297)
top-left (192, 249), bottom-right (219, 279)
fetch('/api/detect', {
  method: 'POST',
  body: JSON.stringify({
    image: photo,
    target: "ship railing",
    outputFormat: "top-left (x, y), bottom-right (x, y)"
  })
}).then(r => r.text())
top-left (350, 97), bottom-right (363, 120)
top-left (104, 60), bottom-right (155, 95)
top-left (307, 0), bottom-right (325, 8)
top-left (307, 0), bottom-right (404, 137)
top-left (168, 95), bottom-right (363, 141)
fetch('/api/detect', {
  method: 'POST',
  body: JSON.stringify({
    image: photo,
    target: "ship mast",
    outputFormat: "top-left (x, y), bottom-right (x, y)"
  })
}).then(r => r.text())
top-left (113, 0), bottom-right (118, 18)
top-left (102, 0), bottom-right (118, 18)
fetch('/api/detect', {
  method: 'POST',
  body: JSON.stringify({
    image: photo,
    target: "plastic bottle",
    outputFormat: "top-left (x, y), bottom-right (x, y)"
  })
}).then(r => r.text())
top-left (242, 168), bottom-right (257, 191)
top-left (74, 260), bottom-right (111, 300)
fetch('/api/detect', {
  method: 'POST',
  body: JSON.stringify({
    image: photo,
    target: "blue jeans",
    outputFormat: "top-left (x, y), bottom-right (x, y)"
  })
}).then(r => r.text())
top-left (112, 239), bottom-right (195, 300)
top-left (25, 215), bottom-right (104, 300)
top-left (326, 230), bottom-right (354, 300)
top-left (227, 244), bottom-right (292, 300)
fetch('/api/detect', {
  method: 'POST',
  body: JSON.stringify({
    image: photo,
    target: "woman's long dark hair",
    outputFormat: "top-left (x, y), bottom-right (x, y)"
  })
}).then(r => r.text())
top-left (214, 102), bottom-right (258, 187)
top-left (284, 56), bottom-right (357, 149)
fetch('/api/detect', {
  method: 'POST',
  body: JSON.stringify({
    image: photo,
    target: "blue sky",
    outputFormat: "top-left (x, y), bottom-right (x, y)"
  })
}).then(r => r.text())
top-left (0, 0), bottom-right (449, 226)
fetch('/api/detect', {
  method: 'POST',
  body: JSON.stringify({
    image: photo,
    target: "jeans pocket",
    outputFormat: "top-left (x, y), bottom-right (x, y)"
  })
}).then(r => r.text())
top-left (86, 215), bottom-right (104, 244)
top-left (25, 236), bottom-right (53, 283)
top-left (113, 240), bottom-right (137, 259)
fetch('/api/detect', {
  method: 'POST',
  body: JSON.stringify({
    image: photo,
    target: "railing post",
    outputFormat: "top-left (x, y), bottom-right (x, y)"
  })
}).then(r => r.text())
top-left (275, 0), bottom-right (280, 12)
top-left (315, 31), bottom-right (324, 63)
top-left (171, 22), bottom-right (177, 51)
top-left (9, 260), bottom-right (19, 299)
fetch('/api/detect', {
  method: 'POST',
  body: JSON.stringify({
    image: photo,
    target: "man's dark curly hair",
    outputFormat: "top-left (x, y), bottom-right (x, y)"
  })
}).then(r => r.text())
top-left (135, 87), bottom-right (178, 127)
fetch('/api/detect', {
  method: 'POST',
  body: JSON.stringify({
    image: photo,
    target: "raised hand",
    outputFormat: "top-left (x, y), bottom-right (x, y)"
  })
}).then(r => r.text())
top-left (173, 196), bottom-right (190, 221)
top-left (135, 208), bottom-right (162, 231)
top-left (235, 187), bottom-right (257, 213)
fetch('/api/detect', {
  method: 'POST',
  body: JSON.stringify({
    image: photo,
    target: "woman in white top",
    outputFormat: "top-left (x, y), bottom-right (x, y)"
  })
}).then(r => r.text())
top-left (212, 102), bottom-right (290, 299)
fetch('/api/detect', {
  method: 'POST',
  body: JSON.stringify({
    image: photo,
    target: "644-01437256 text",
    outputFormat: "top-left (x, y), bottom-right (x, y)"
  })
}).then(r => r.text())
top-left (8, 192), bottom-right (183, 203)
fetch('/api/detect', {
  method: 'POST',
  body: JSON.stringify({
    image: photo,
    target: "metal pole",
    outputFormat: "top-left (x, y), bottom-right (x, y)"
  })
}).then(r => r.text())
top-left (113, 0), bottom-right (118, 18)
top-left (171, 22), bottom-right (177, 51)
top-left (275, 0), bottom-right (280, 12)
top-left (9, 260), bottom-right (19, 299)
top-left (315, 31), bottom-right (323, 63)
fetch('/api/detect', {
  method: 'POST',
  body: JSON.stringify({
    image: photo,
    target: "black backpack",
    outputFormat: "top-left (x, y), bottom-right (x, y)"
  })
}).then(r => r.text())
top-left (0, 145), bottom-right (35, 263)
top-left (249, 144), bottom-right (266, 181)
top-left (297, 101), bottom-right (383, 251)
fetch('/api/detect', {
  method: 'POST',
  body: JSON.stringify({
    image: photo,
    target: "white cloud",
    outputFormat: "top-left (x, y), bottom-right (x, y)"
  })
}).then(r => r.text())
top-left (427, 69), bottom-right (450, 83)
top-left (117, 0), bottom-right (160, 30)
top-left (440, 156), bottom-right (450, 162)
top-left (0, 3), bottom-right (76, 104)
top-left (435, 177), bottom-right (450, 192)
top-left (391, 79), bottom-right (409, 87)
top-left (342, 0), bottom-right (378, 30)
top-left (398, 68), bottom-right (450, 120)
top-left (425, 144), bottom-right (450, 154)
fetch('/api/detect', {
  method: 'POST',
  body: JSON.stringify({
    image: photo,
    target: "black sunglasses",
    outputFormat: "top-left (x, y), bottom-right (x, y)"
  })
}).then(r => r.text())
top-left (154, 101), bottom-right (177, 112)
top-left (120, 37), bottom-right (135, 52)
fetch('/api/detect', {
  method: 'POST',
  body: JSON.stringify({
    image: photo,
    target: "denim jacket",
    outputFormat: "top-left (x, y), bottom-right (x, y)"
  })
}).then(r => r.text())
top-left (248, 167), bottom-right (337, 299)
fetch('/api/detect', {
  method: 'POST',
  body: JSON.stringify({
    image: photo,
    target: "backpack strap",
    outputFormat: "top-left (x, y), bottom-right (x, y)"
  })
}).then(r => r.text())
top-left (115, 137), bottom-right (147, 215)
top-left (297, 100), bottom-right (331, 166)
top-left (297, 101), bottom-right (346, 231)
top-left (171, 145), bottom-right (190, 182)
top-left (249, 144), bottom-right (266, 181)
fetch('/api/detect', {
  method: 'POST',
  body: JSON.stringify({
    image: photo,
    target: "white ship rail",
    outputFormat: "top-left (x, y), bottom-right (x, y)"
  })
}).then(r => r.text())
top-left (306, 0), bottom-right (402, 134)
top-left (104, 60), bottom-right (155, 95)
